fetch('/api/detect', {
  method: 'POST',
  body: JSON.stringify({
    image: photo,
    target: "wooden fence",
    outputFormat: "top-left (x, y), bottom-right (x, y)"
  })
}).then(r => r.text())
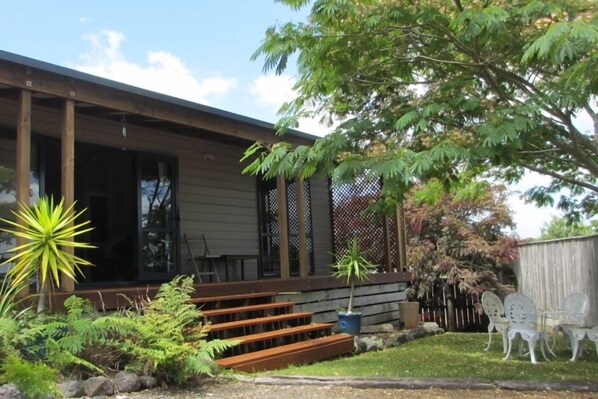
top-left (513, 234), bottom-right (598, 325)
top-left (419, 282), bottom-right (487, 332)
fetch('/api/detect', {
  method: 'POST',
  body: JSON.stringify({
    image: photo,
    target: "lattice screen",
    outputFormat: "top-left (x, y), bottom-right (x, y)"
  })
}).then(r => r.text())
top-left (258, 178), bottom-right (314, 277)
top-left (330, 177), bottom-right (400, 270)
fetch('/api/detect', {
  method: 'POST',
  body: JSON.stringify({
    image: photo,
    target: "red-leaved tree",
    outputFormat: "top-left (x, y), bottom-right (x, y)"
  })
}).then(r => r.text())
top-left (405, 183), bottom-right (519, 331)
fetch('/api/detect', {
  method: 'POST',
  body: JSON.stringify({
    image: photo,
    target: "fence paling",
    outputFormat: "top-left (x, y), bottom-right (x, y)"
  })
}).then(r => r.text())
top-left (419, 283), bottom-right (487, 332)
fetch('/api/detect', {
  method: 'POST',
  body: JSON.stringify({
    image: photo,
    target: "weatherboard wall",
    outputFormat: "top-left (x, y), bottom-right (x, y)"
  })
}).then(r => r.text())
top-left (0, 97), bottom-right (333, 279)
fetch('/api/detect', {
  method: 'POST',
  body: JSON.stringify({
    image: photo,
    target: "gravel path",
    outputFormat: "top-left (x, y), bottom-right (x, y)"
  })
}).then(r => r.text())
top-left (116, 377), bottom-right (598, 399)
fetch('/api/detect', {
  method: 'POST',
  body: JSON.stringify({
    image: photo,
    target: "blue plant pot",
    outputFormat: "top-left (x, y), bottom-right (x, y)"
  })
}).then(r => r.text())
top-left (337, 311), bottom-right (362, 335)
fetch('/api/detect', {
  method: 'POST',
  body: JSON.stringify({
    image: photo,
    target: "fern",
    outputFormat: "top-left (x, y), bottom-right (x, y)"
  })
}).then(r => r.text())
top-left (0, 353), bottom-right (59, 399)
top-left (104, 275), bottom-right (237, 383)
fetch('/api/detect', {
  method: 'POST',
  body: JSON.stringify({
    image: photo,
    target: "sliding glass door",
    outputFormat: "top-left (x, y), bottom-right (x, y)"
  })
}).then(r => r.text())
top-left (138, 155), bottom-right (179, 281)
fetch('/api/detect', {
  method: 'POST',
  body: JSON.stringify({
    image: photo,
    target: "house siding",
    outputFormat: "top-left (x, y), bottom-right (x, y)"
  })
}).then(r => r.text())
top-left (0, 98), bottom-right (330, 281)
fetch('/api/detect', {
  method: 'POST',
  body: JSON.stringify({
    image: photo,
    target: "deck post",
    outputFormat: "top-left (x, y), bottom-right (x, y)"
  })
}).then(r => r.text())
top-left (395, 202), bottom-right (407, 271)
top-left (295, 176), bottom-right (308, 278)
top-left (61, 99), bottom-right (75, 292)
top-left (16, 90), bottom-right (31, 294)
top-left (276, 174), bottom-right (290, 279)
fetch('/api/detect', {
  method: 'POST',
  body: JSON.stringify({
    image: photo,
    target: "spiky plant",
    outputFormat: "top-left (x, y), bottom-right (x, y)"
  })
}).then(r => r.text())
top-left (0, 196), bottom-right (94, 314)
top-left (331, 237), bottom-right (378, 313)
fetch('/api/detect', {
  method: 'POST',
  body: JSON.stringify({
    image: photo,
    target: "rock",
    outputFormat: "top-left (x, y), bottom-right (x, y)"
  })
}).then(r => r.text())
top-left (360, 324), bottom-right (395, 334)
top-left (355, 335), bottom-right (386, 353)
top-left (139, 375), bottom-right (158, 390)
top-left (57, 380), bottom-right (84, 398)
top-left (0, 384), bottom-right (21, 399)
top-left (112, 371), bottom-right (141, 393)
top-left (83, 376), bottom-right (114, 397)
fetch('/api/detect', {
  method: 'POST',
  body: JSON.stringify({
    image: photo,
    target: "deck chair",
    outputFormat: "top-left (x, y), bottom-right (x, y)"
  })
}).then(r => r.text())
top-left (481, 291), bottom-right (509, 354)
top-left (503, 293), bottom-right (548, 364)
top-left (183, 233), bottom-right (221, 283)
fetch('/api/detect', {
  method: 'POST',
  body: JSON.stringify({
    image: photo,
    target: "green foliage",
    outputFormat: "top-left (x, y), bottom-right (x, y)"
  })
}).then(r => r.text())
top-left (539, 216), bottom-right (598, 240)
top-left (0, 275), bottom-right (31, 319)
top-left (100, 275), bottom-right (237, 383)
top-left (331, 237), bottom-right (378, 313)
top-left (246, 0), bottom-right (598, 218)
top-left (0, 353), bottom-right (59, 399)
top-left (0, 196), bottom-right (95, 314)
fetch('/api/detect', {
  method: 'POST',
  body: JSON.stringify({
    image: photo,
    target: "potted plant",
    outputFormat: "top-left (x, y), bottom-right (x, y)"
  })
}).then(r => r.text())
top-left (399, 286), bottom-right (420, 330)
top-left (331, 237), bottom-right (378, 335)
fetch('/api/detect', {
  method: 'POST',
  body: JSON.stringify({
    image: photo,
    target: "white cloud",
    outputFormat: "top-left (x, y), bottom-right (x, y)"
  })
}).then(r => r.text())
top-left (249, 74), bottom-right (334, 136)
top-left (505, 172), bottom-right (562, 239)
top-left (74, 30), bottom-right (236, 105)
top-left (249, 74), bottom-right (296, 108)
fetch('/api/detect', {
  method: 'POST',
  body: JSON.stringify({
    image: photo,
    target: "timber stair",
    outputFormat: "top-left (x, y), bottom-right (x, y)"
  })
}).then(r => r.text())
top-left (189, 291), bottom-right (354, 372)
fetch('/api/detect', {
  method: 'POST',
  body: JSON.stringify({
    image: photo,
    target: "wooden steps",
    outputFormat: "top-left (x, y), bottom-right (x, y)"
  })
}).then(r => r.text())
top-left (217, 334), bottom-right (355, 373)
top-left (189, 292), bottom-right (354, 371)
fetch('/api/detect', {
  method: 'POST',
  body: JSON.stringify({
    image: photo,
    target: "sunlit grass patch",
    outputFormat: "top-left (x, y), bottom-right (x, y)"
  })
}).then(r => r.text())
top-left (267, 333), bottom-right (598, 381)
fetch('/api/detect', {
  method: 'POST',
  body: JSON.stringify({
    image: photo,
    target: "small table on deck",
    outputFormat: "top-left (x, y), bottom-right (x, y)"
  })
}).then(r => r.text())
top-left (221, 254), bottom-right (259, 281)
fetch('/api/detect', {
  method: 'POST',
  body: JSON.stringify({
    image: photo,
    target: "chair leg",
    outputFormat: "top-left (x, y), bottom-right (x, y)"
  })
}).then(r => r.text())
top-left (501, 330), bottom-right (509, 355)
top-left (503, 332), bottom-right (515, 361)
top-left (485, 323), bottom-right (494, 351)
top-left (526, 336), bottom-right (538, 364)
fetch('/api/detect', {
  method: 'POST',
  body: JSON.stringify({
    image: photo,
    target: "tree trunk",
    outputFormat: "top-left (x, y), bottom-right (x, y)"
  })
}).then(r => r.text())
top-left (444, 283), bottom-right (457, 332)
top-left (347, 281), bottom-right (355, 313)
top-left (37, 280), bottom-right (47, 315)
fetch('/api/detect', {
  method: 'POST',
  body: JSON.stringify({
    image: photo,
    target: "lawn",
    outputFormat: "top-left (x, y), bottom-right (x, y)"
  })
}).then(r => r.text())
top-left (266, 333), bottom-right (598, 382)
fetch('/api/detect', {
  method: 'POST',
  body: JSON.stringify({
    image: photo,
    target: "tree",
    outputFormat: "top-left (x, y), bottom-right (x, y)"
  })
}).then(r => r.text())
top-left (244, 0), bottom-right (598, 217)
top-left (539, 216), bottom-right (598, 239)
top-left (404, 183), bottom-right (518, 331)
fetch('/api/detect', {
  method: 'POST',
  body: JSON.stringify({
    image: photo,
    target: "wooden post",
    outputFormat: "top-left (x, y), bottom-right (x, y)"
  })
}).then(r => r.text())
top-left (61, 99), bottom-right (75, 292)
top-left (16, 90), bottom-right (31, 295)
top-left (276, 174), bottom-right (290, 279)
top-left (295, 176), bottom-right (308, 278)
top-left (16, 90), bottom-right (31, 206)
top-left (383, 215), bottom-right (392, 272)
top-left (395, 202), bottom-right (407, 271)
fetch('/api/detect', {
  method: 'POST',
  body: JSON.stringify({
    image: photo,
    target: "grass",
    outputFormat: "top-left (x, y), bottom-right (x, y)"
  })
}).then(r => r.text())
top-left (264, 333), bottom-right (598, 382)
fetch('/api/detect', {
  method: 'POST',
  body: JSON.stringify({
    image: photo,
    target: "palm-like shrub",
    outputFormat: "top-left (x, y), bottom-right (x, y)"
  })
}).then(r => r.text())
top-left (331, 237), bottom-right (377, 313)
top-left (0, 196), bottom-right (94, 314)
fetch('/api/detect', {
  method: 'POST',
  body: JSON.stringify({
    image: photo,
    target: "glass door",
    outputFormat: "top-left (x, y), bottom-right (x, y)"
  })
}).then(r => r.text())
top-left (137, 155), bottom-right (178, 281)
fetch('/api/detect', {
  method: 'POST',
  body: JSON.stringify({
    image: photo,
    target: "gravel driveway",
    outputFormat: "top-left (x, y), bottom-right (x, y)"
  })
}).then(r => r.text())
top-left (117, 376), bottom-right (598, 399)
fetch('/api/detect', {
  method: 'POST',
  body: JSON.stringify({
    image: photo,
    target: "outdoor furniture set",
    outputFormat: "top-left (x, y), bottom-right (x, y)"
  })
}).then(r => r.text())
top-left (481, 291), bottom-right (597, 364)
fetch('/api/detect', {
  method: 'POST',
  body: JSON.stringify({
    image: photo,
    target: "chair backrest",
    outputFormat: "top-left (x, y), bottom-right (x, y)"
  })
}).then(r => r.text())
top-left (562, 292), bottom-right (589, 326)
top-left (504, 293), bottom-right (537, 328)
top-left (481, 291), bottom-right (506, 323)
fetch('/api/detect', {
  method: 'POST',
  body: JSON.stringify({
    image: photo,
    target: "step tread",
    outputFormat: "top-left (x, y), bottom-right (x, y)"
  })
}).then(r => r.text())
top-left (217, 333), bottom-right (354, 369)
top-left (208, 312), bottom-right (315, 332)
top-left (188, 292), bottom-right (277, 305)
top-left (202, 302), bottom-right (295, 318)
top-left (227, 323), bottom-right (334, 345)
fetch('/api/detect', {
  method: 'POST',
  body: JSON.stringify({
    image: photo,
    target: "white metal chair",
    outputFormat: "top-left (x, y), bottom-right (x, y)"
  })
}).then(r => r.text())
top-left (481, 291), bottom-right (509, 354)
top-left (503, 293), bottom-right (548, 364)
top-left (183, 233), bottom-right (221, 283)
top-left (553, 292), bottom-right (590, 361)
top-left (587, 326), bottom-right (598, 356)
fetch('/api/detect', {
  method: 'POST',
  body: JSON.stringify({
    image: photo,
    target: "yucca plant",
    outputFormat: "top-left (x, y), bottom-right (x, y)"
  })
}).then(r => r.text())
top-left (0, 196), bottom-right (95, 314)
top-left (331, 237), bottom-right (378, 314)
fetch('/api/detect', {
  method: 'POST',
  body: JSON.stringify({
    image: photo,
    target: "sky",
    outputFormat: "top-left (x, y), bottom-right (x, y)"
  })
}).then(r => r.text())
top-left (0, 0), bottom-right (582, 239)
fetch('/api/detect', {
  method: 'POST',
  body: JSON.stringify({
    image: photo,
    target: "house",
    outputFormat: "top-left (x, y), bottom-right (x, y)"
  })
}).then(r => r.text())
top-left (0, 49), bottom-right (409, 322)
top-left (0, 50), bottom-right (414, 370)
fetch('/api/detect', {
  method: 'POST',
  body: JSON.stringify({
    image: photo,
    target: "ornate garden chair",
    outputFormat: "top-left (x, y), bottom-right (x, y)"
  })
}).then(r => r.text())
top-left (481, 291), bottom-right (509, 354)
top-left (503, 293), bottom-right (548, 364)
top-left (553, 292), bottom-right (590, 361)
